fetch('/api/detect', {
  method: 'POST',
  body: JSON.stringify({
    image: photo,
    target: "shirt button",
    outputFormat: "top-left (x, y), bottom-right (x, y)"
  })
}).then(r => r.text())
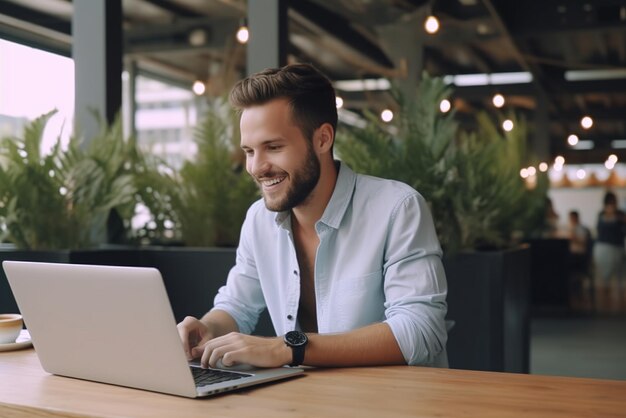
top-left (287, 315), bottom-right (294, 320)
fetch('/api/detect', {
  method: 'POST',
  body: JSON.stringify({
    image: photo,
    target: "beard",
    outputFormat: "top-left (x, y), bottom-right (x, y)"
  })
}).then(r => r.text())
top-left (259, 144), bottom-right (321, 212)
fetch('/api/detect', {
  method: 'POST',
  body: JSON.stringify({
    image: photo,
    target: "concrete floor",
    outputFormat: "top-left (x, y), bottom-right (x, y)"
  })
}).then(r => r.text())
top-left (530, 316), bottom-right (626, 381)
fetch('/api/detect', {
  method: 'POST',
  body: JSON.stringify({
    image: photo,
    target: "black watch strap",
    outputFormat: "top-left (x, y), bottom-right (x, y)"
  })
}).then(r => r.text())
top-left (284, 330), bottom-right (308, 367)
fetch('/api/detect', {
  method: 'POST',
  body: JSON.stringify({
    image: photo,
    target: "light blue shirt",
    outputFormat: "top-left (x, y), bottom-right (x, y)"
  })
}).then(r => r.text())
top-left (213, 162), bottom-right (448, 366)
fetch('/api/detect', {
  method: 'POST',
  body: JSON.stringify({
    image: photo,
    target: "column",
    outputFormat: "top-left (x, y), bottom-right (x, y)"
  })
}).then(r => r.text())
top-left (73, 0), bottom-right (122, 143)
top-left (246, 0), bottom-right (287, 75)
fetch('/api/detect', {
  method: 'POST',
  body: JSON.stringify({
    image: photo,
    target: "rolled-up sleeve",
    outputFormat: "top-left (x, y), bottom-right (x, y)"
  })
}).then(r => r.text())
top-left (382, 192), bottom-right (448, 366)
top-left (212, 208), bottom-right (267, 335)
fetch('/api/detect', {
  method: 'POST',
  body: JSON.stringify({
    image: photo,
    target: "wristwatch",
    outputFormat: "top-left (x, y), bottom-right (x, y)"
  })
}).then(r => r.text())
top-left (283, 330), bottom-right (308, 367)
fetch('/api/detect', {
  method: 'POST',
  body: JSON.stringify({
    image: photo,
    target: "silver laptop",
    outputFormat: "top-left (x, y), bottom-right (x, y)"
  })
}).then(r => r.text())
top-left (2, 260), bottom-right (303, 398)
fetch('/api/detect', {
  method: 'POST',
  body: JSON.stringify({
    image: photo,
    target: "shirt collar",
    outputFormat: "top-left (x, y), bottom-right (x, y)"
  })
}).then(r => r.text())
top-left (273, 161), bottom-right (356, 230)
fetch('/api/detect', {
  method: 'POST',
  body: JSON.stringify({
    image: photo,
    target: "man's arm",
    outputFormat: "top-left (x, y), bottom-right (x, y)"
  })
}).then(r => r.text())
top-left (197, 322), bottom-right (404, 368)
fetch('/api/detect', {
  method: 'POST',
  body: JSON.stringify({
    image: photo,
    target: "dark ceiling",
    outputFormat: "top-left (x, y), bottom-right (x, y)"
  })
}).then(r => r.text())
top-left (1, 0), bottom-right (625, 164)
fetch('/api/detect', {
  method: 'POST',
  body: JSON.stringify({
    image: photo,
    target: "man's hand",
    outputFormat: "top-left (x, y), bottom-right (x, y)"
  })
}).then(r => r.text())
top-left (177, 316), bottom-right (215, 361)
top-left (199, 332), bottom-right (292, 369)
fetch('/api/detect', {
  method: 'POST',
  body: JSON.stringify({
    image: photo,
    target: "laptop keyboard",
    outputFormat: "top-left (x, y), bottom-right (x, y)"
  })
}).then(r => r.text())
top-left (191, 367), bottom-right (252, 387)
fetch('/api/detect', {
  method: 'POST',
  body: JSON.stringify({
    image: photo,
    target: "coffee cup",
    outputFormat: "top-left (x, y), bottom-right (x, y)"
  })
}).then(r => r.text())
top-left (0, 314), bottom-right (23, 344)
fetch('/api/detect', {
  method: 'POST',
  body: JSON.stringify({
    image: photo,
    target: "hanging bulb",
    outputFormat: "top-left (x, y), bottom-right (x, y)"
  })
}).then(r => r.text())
top-left (236, 19), bottom-right (249, 44)
top-left (192, 80), bottom-right (206, 95)
top-left (424, 15), bottom-right (440, 34)
top-left (492, 93), bottom-right (505, 108)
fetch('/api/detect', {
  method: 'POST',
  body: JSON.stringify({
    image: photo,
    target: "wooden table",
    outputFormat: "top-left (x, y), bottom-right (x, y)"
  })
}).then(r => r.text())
top-left (1, 348), bottom-right (625, 418)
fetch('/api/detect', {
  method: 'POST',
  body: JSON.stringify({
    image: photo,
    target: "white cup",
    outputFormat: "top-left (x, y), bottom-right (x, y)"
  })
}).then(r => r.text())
top-left (0, 314), bottom-right (23, 344)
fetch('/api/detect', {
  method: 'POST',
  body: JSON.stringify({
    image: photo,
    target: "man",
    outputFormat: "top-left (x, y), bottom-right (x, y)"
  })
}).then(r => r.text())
top-left (177, 63), bottom-right (448, 368)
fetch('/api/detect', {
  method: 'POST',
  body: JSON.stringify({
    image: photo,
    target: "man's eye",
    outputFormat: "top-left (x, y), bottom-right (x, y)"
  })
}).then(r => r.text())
top-left (268, 145), bottom-right (282, 151)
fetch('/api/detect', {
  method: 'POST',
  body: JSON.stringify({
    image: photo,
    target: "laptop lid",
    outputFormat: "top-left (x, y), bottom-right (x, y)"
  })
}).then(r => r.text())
top-left (3, 261), bottom-right (302, 398)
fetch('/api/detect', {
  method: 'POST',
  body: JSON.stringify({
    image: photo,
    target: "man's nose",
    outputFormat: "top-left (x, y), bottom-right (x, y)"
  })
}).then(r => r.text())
top-left (248, 153), bottom-right (270, 177)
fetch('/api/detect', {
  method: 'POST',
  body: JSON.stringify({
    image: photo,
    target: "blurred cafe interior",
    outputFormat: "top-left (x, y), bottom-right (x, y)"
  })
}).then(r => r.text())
top-left (1, 0), bottom-right (625, 383)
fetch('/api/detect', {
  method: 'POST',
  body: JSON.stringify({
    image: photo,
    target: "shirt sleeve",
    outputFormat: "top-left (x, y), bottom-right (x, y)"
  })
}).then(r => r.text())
top-left (211, 207), bottom-right (267, 335)
top-left (382, 192), bottom-right (448, 366)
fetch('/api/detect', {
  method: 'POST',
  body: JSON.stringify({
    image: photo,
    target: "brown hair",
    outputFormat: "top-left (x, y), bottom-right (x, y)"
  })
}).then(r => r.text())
top-left (229, 63), bottom-right (337, 142)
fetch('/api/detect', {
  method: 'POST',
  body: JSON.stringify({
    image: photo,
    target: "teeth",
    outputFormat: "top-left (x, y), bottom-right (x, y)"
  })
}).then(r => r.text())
top-left (262, 177), bottom-right (285, 186)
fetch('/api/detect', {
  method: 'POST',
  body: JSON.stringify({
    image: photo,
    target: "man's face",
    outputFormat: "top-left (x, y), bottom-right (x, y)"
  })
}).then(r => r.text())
top-left (240, 98), bottom-right (320, 212)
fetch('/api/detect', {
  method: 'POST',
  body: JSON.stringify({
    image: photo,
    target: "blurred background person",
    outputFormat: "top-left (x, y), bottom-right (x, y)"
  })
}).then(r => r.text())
top-left (592, 191), bottom-right (626, 313)
top-left (567, 210), bottom-right (592, 311)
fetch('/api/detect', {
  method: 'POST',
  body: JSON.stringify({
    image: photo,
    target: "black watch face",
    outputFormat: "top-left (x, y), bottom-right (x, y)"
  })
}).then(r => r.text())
top-left (286, 331), bottom-right (308, 347)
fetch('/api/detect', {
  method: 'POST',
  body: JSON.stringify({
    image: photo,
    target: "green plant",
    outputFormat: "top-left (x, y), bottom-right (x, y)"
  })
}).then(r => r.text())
top-left (0, 111), bottom-right (139, 249)
top-left (335, 75), bottom-right (547, 252)
top-left (165, 100), bottom-right (259, 247)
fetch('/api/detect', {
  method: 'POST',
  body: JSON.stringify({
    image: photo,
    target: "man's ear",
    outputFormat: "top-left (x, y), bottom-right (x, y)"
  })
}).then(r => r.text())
top-left (314, 123), bottom-right (335, 153)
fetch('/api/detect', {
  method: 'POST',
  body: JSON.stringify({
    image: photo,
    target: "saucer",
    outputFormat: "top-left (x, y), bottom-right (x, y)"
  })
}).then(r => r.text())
top-left (0, 329), bottom-right (32, 352)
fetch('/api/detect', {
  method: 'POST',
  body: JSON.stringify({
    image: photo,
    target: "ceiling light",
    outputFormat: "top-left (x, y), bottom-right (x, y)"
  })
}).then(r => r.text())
top-left (581, 116), bottom-right (593, 129)
top-left (439, 99), bottom-right (451, 113)
top-left (381, 109), bottom-right (394, 122)
top-left (565, 68), bottom-right (626, 81)
top-left (492, 93), bottom-right (505, 108)
top-left (502, 119), bottom-right (514, 132)
top-left (446, 72), bottom-right (533, 87)
top-left (555, 155), bottom-right (565, 165)
top-left (188, 28), bottom-right (207, 46)
top-left (476, 23), bottom-right (490, 35)
top-left (334, 78), bottom-right (391, 92)
top-left (192, 80), bottom-right (205, 95)
top-left (567, 134), bottom-right (579, 146)
top-left (611, 139), bottom-right (626, 149)
top-left (236, 20), bottom-right (249, 44)
top-left (573, 140), bottom-right (594, 150)
top-left (608, 154), bottom-right (618, 164)
top-left (424, 15), bottom-right (440, 34)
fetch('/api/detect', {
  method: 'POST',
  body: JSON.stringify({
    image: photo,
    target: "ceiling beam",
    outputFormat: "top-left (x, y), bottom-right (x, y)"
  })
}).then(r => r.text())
top-left (141, 0), bottom-right (205, 18)
top-left (290, 0), bottom-right (394, 69)
top-left (0, 2), bottom-right (71, 35)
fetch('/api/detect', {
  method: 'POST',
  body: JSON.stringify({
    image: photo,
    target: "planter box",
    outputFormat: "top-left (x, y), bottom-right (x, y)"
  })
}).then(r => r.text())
top-left (525, 238), bottom-right (570, 310)
top-left (0, 249), bottom-right (71, 314)
top-left (444, 245), bottom-right (531, 373)
top-left (1, 247), bottom-right (275, 337)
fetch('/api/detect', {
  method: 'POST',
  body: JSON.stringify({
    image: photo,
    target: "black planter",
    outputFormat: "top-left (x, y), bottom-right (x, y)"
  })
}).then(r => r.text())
top-left (0, 249), bottom-right (71, 314)
top-left (443, 245), bottom-right (531, 373)
top-left (525, 238), bottom-right (570, 310)
top-left (1, 246), bottom-right (275, 337)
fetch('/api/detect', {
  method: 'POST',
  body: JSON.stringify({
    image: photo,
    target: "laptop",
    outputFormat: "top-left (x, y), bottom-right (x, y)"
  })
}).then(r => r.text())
top-left (2, 260), bottom-right (303, 398)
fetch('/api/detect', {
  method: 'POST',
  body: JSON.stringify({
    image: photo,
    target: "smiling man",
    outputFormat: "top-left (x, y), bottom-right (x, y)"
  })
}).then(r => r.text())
top-left (177, 63), bottom-right (448, 369)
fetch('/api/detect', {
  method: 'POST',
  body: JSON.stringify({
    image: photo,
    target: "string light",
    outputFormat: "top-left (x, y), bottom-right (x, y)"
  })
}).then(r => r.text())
top-left (539, 162), bottom-right (549, 172)
top-left (381, 109), bottom-right (394, 122)
top-left (492, 93), bottom-right (505, 108)
top-left (192, 80), bottom-right (205, 95)
top-left (335, 96), bottom-right (344, 109)
top-left (581, 116), bottom-right (593, 129)
top-left (424, 15), bottom-right (440, 34)
top-left (439, 99), bottom-right (451, 113)
top-left (502, 119), bottom-right (514, 132)
top-left (567, 134), bottom-right (579, 146)
top-left (576, 169), bottom-right (586, 179)
top-left (236, 20), bottom-right (249, 44)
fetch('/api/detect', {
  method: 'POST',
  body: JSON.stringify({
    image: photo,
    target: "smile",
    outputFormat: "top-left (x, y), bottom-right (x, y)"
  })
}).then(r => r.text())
top-left (261, 176), bottom-right (286, 187)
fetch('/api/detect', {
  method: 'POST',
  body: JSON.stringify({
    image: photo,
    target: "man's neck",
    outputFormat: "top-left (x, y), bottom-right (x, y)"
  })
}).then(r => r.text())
top-left (291, 159), bottom-right (338, 232)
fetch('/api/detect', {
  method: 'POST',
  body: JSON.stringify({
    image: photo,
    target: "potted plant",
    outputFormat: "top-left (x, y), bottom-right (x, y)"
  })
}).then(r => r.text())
top-left (335, 75), bottom-right (547, 373)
